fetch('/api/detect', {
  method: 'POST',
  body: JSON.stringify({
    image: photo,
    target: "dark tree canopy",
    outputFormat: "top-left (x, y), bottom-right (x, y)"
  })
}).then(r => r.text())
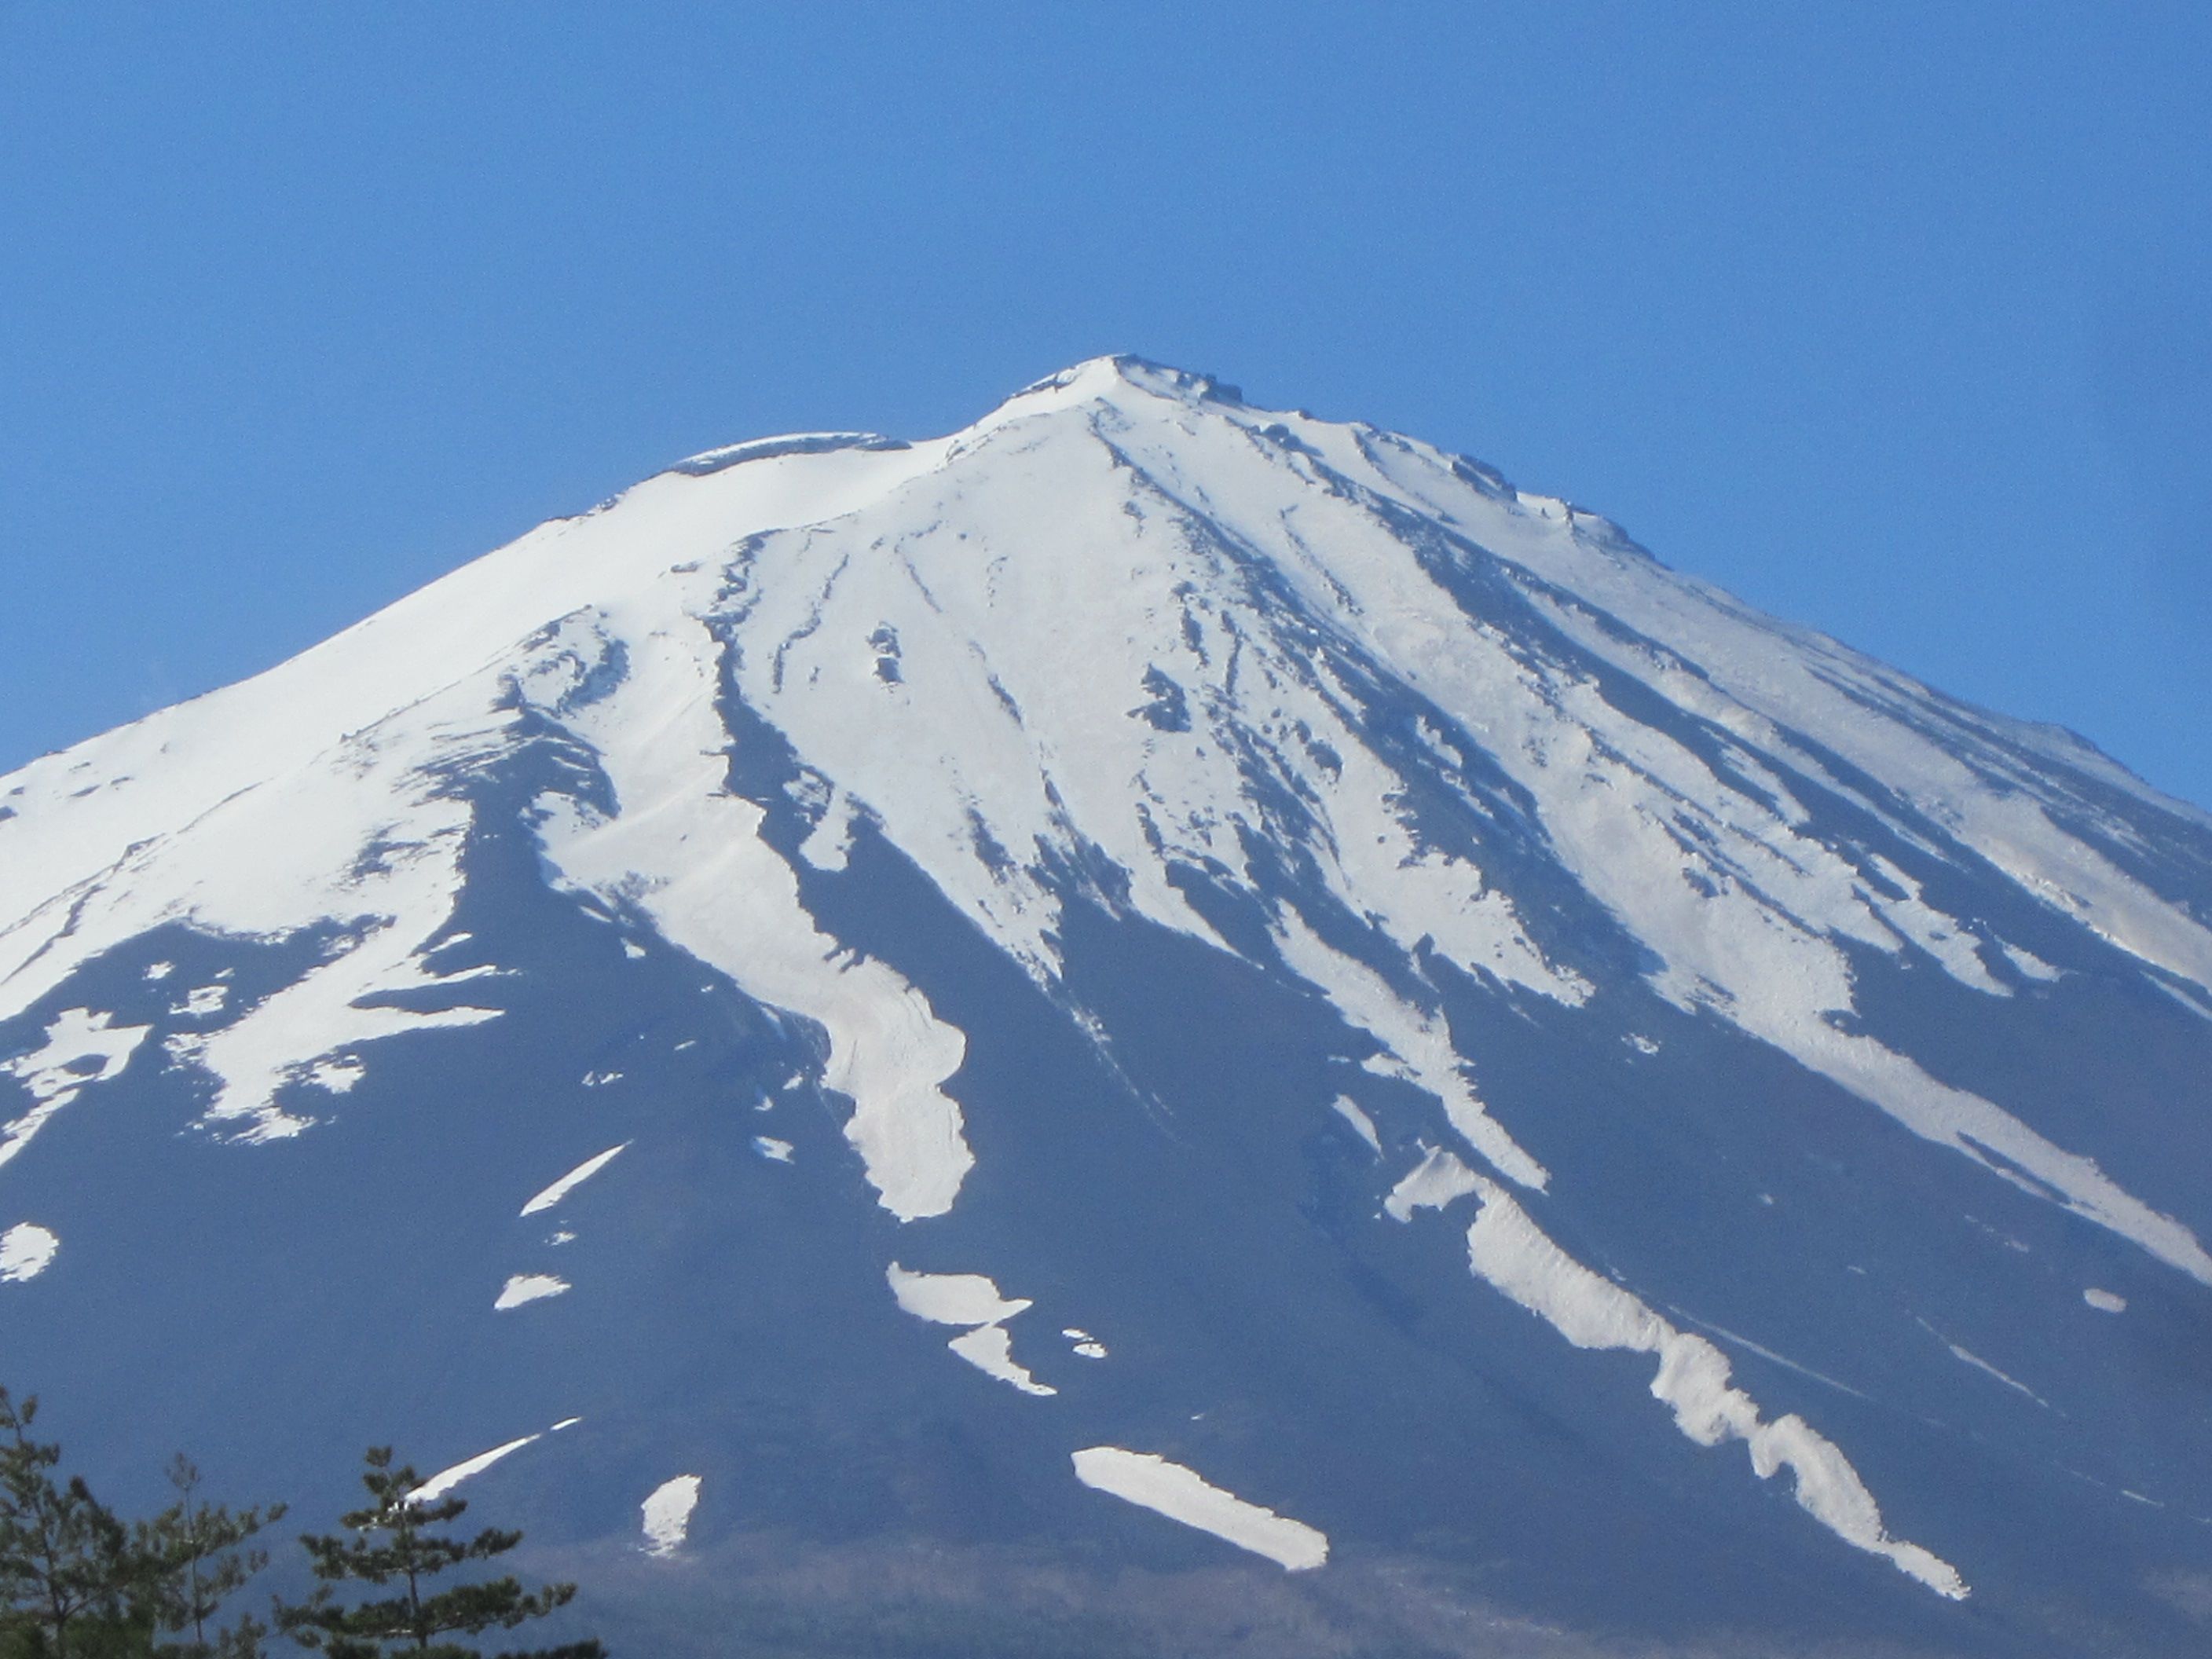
top-left (273, 1449), bottom-right (600, 1659)
top-left (0, 1387), bottom-right (143, 1658)
top-left (137, 1456), bottom-right (283, 1659)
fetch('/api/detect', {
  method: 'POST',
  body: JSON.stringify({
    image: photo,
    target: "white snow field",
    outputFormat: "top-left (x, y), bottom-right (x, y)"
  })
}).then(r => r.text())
top-left (3, 356), bottom-right (2210, 1631)
top-left (3, 356), bottom-right (2199, 1251)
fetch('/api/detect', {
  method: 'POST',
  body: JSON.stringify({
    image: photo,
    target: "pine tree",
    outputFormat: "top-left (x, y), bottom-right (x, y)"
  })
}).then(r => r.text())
top-left (273, 1449), bottom-right (602, 1659)
top-left (0, 1387), bottom-right (146, 1658)
top-left (138, 1456), bottom-right (284, 1659)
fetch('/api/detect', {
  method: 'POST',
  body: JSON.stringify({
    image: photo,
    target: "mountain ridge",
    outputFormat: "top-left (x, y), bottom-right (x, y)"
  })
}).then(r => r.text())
top-left (4, 358), bottom-right (2210, 1655)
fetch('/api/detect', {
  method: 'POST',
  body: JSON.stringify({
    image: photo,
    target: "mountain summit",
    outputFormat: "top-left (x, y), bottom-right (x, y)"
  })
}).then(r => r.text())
top-left (5, 358), bottom-right (2210, 1656)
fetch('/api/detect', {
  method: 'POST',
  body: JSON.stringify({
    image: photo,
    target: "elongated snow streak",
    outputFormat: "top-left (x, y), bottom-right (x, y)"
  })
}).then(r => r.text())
top-left (493, 1273), bottom-right (569, 1311)
top-left (1274, 915), bottom-right (1547, 1189)
top-left (1456, 1176), bottom-right (1967, 1599)
top-left (886, 1264), bottom-right (1055, 1395)
top-left (412, 1434), bottom-right (540, 1502)
top-left (519, 1142), bottom-right (630, 1216)
top-left (531, 616), bottom-right (972, 1221)
top-left (1071, 1447), bottom-right (1328, 1571)
top-left (1330, 1096), bottom-right (1382, 1155)
top-left (640, 1475), bottom-right (701, 1556)
top-left (1672, 1309), bottom-right (1870, 1401)
top-left (0, 1223), bottom-right (58, 1283)
top-left (1915, 1320), bottom-right (2049, 1409)
top-left (1749, 1021), bottom-right (2212, 1286)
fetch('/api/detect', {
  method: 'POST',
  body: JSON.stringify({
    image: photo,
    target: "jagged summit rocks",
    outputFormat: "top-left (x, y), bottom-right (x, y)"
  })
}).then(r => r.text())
top-left (3, 359), bottom-right (2210, 1657)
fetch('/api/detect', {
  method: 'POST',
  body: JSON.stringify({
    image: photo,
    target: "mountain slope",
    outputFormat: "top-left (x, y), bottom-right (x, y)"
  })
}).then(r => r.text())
top-left (5, 357), bottom-right (2210, 1656)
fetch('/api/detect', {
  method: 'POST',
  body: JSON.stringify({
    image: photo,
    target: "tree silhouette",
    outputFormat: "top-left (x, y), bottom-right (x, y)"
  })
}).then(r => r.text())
top-left (273, 1449), bottom-right (600, 1659)
top-left (0, 1387), bottom-right (142, 1657)
top-left (138, 1456), bottom-right (284, 1658)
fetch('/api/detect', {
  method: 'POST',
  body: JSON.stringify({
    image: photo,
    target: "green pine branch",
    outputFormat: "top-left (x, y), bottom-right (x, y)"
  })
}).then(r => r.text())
top-left (271, 1448), bottom-right (602, 1659)
top-left (0, 1398), bottom-right (605, 1659)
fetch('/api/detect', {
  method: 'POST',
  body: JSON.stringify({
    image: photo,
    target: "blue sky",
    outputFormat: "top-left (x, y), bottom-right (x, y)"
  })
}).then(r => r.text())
top-left (3, 2), bottom-right (2207, 806)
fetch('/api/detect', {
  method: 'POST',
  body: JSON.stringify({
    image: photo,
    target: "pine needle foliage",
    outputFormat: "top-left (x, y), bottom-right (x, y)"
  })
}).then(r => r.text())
top-left (273, 1449), bottom-right (600, 1659)
top-left (138, 1457), bottom-right (284, 1659)
top-left (0, 1388), bottom-right (145, 1658)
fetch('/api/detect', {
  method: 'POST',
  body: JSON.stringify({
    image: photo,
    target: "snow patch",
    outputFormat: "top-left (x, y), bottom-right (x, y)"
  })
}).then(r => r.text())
top-left (1385, 1146), bottom-right (1484, 1221)
top-left (519, 1142), bottom-right (630, 1216)
top-left (163, 857), bottom-right (502, 1145)
top-left (304, 1057), bottom-right (364, 1094)
top-left (0, 1223), bottom-right (59, 1283)
top-left (1329, 1095), bottom-right (1382, 1155)
top-left (493, 1273), bottom-right (570, 1311)
top-left (887, 1263), bottom-right (1055, 1395)
top-left (797, 787), bottom-right (859, 872)
top-left (1071, 1446), bottom-right (1328, 1571)
top-left (0, 1009), bottom-right (152, 1173)
top-left (641, 1475), bottom-right (701, 1556)
top-left (175, 984), bottom-right (228, 1016)
top-left (413, 1434), bottom-right (540, 1502)
top-left (947, 1325), bottom-right (1056, 1396)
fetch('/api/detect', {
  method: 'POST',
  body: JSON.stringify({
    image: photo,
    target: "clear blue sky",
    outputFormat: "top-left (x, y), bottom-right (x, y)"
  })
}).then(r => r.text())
top-left (3, 3), bottom-right (2207, 807)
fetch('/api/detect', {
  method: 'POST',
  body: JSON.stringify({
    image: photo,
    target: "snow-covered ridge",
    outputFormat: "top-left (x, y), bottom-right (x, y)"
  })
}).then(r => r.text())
top-left (4, 353), bottom-right (2206, 1262)
top-left (4, 354), bottom-right (2206, 1240)
top-left (4, 356), bottom-right (2210, 1614)
top-left (672, 431), bottom-right (910, 478)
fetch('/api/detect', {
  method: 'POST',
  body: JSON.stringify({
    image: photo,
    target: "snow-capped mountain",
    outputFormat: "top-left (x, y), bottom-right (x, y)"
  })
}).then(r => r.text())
top-left (5, 357), bottom-right (2210, 1657)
